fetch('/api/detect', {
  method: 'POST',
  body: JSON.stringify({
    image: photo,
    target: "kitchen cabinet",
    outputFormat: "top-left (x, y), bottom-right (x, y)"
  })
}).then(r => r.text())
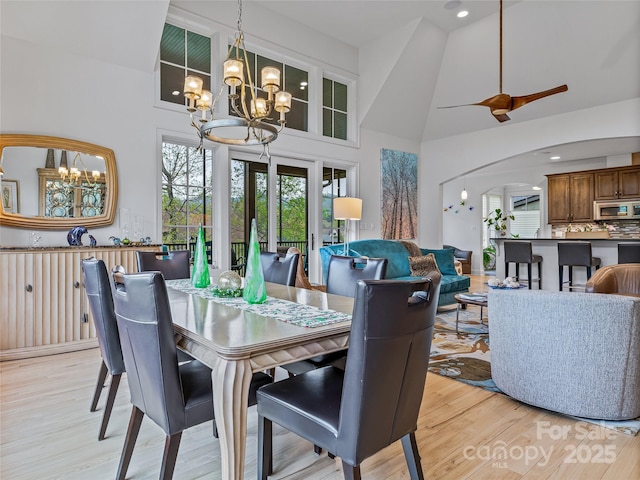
top-left (594, 166), bottom-right (640, 200)
top-left (547, 172), bottom-right (594, 224)
top-left (0, 245), bottom-right (159, 361)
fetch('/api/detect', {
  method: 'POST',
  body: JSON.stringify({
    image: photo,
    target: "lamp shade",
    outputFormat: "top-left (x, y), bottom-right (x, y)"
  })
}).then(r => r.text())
top-left (334, 197), bottom-right (362, 220)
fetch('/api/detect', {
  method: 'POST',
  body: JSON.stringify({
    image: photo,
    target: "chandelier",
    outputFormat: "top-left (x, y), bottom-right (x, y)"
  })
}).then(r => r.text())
top-left (58, 152), bottom-right (101, 187)
top-left (183, 0), bottom-right (292, 154)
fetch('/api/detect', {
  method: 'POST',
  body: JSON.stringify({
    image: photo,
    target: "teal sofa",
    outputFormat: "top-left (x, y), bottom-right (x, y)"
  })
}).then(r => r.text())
top-left (319, 239), bottom-right (470, 306)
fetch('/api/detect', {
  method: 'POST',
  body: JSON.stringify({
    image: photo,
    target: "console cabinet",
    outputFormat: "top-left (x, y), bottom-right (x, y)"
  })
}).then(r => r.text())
top-left (0, 246), bottom-right (159, 361)
top-left (594, 166), bottom-right (640, 200)
top-left (546, 172), bottom-right (594, 224)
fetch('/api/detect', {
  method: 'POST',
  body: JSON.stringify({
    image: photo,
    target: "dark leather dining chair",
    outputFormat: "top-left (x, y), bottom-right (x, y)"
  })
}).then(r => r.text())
top-left (259, 251), bottom-right (299, 286)
top-left (81, 257), bottom-right (125, 441)
top-left (111, 271), bottom-right (271, 480)
top-left (325, 255), bottom-right (388, 297)
top-left (280, 255), bottom-right (388, 378)
top-left (257, 274), bottom-right (442, 480)
top-left (136, 250), bottom-right (191, 280)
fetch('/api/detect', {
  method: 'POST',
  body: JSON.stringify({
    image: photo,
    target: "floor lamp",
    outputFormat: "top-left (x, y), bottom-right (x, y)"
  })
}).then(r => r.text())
top-left (334, 197), bottom-right (362, 256)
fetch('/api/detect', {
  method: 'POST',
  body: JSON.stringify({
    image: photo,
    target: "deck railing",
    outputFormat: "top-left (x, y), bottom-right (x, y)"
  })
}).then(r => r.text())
top-left (163, 240), bottom-right (309, 277)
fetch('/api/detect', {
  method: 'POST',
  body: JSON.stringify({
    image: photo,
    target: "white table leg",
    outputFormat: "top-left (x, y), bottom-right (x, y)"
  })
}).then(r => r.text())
top-left (213, 357), bottom-right (252, 480)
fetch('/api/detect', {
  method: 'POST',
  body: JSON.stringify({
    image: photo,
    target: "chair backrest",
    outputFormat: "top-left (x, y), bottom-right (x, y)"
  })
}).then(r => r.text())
top-left (585, 264), bottom-right (640, 295)
top-left (557, 242), bottom-right (593, 266)
top-left (136, 250), bottom-right (191, 280)
top-left (325, 255), bottom-right (388, 297)
top-left (286, 246), bottom-right (313, 289)
top-left (337, 273), bottom-right (441, 465)
top-left (259, 251), bottom-right (299, 286)
top-left (81, 258), bottom-right (125, 375)
top-left (111, 271), bottom-right (186, 435)
top-left (618, 243), bottom-right (640, 264)
top-left (504, 241), bottom-right (533, 263)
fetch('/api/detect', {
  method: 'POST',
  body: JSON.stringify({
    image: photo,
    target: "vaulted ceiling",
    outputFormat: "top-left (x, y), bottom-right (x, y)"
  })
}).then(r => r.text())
top-left (2, 1), bottom-right (639, 145)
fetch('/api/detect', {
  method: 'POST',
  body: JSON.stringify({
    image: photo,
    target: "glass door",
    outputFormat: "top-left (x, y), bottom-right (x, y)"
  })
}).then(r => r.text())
top-left (230, 154), bottom-right (314, 278)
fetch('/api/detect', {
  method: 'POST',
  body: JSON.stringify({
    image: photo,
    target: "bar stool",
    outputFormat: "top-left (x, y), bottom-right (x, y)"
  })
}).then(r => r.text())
top-left (618, 243), bottom-right (640, 264)
top-left (557, 242), bottom-right (601, 291)
top-left (504, 241), bottom-right (542, 289)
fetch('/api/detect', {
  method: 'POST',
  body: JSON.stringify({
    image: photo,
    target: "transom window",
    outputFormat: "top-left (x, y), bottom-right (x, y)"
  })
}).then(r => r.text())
top-left (323, 78), bottom-right (348, 140)
top-left (228, 48), bottom-right (309, 132)
top-left (160, 24), bottom-right (211, 107)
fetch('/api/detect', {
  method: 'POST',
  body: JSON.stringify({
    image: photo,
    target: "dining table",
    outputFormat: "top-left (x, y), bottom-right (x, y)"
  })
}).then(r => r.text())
top-left (166, 280), bottom-right (354, 480)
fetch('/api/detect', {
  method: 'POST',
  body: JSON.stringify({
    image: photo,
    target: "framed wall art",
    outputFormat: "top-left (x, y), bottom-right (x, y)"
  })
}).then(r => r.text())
top-left (1, 179), bottom-right (19, 214)
top-left (380, 149), bottom-right (417, 239)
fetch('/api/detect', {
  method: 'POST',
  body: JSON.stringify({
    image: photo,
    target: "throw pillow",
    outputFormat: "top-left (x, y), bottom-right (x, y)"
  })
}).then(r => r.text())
top-left (400, 240), bottom-right (422, 257)
top-left (420, 248), bottom-right (458, 275)
top-left (409, 253), bottom-right (440, 277)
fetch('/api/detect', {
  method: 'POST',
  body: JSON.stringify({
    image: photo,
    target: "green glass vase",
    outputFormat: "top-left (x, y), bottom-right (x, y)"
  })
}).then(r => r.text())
top-left (191, 225), bottom-right (210, 288)
top-left (242, 218), bottom-right (267, 304)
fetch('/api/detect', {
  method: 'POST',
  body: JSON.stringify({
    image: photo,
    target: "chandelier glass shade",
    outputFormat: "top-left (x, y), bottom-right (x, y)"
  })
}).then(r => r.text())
top-left (183, 0), bottom-right (291, 148)
top-left (58, 152), bottom-right (101, 187)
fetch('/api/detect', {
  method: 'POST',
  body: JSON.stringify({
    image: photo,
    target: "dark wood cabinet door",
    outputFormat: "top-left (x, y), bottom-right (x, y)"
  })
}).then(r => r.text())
top-left (594, 171), bottom-right (618, 200)
top-left (547, 174), bottom-right (571, 223)
top-left (618, 167), bottom-right (640, 199)
top-left (570, 173), bottom-right (594, 222)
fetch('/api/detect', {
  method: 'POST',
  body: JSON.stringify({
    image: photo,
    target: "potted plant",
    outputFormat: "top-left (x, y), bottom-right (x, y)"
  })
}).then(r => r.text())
top-left (483, 208), bottom-right (515, 236)
top-left (483, 245), bottom-right (496, 270)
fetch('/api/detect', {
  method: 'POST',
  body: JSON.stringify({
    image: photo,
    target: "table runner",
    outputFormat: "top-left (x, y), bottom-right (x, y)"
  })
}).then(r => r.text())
top-left (166, 279), bottom-right (351, 328)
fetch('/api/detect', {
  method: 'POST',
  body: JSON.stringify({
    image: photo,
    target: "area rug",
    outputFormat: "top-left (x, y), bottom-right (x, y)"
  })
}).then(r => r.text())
top-left (429, 306), bottom-right (640, 436)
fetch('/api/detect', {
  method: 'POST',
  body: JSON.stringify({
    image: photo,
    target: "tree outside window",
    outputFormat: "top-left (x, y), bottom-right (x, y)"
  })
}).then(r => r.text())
top-left (162, 142), bottom-right (214, 264)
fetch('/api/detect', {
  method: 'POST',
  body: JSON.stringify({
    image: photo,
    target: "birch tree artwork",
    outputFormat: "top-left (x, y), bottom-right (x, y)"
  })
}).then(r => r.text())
top-left (380, 149), bottom-right (418, 239)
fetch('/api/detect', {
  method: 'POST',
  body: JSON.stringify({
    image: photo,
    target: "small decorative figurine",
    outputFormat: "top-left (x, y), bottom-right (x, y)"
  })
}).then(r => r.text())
top-left (67, 226), bottom-right (96, 246)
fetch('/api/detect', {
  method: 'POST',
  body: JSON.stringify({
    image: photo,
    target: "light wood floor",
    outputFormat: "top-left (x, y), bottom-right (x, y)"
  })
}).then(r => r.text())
top-left (1, 276), bottom-right (638, 480)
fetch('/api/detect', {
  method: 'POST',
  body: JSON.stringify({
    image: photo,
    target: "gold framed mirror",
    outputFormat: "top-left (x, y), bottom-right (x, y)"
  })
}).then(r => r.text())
top-left (0, 134), bottom-right (118, 229)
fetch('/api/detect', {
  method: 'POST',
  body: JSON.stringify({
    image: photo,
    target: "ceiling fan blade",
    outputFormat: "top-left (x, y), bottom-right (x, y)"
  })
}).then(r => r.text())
top-left (439, 93), bottom-right (512, 110)
top-left (437, 103), bottom-right (478, 109)
top-left (493, 113), bottom-right (511, 122)
top-left (511, 84), bottom-right (568, 111)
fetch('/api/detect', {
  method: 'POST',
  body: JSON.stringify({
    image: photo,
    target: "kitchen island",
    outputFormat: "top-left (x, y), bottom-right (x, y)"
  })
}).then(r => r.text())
top-left (491, 237), bottom-right (640, 291)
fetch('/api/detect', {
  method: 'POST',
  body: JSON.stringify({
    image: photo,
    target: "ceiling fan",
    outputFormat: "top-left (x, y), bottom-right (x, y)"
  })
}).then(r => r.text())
top-left (439, 0), bottom-right (568, 122)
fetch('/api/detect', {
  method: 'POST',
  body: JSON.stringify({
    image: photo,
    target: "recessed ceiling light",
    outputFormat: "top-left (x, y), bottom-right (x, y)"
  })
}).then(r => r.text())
top-left (532, 186), bottom-right (542, 191)
top-left (444, 0), bottom-right (462, 10)
top-left (550, 156), bottom-right (561, 160)
top-left (457, 10), bottom-right (469, 18)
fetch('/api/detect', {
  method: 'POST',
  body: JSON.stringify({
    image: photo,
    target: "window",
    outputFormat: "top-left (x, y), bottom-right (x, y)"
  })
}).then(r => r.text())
top-left (161, 141), bottom-right (214, 264)
top-left (482, 193), bottom-right (503, 244)
top-left (323, 78), bottom-right (348, 140)
top-left (229, 48), bottom-right (309, 132)
top-left (510, 194), bottom-right (541, 238)
top-left (322, 167), bottom-right (348, 244)
top-left (160, 24), bottom-right (211, 107)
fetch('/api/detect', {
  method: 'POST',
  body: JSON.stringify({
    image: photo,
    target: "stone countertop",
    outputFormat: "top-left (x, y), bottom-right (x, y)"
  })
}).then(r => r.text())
top-left (0, 244), bottom-right (162, 251)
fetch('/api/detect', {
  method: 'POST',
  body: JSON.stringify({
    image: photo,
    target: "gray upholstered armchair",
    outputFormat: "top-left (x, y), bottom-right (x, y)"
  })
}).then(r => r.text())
top-left (489, 289), bottom-right (640, 420)
top-left (443, 244), bottom-right (472, 274)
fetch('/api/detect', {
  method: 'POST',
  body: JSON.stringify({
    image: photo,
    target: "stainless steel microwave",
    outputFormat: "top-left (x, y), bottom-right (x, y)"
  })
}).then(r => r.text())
top-left (593, 200), bottom-right (640, 220)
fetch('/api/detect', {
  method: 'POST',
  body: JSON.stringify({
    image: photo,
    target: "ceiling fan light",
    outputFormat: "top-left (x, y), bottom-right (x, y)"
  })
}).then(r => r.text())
top-left (492, 108), bottom-right (509, 115)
